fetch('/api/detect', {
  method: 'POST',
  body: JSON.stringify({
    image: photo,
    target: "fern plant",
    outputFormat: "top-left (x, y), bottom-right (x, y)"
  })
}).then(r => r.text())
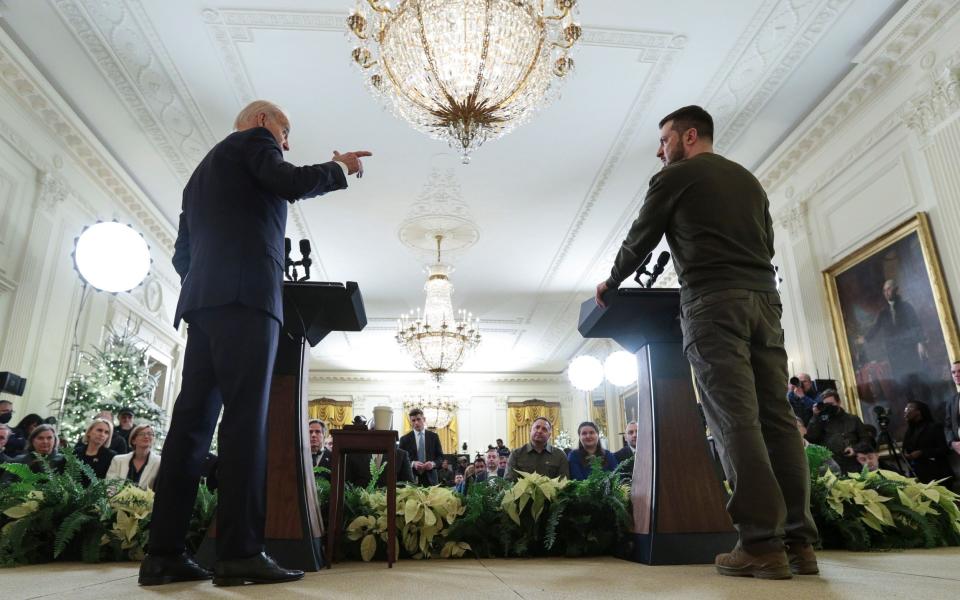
top-left (0, 454), bottom-right (110, 566)
top-left (544, 459), bottom-right (631, 557)
top-left (184, 480), bottom-right (218, 555)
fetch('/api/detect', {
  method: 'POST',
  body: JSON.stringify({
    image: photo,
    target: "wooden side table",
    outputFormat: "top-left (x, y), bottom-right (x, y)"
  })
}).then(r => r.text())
top-left (326, 428), bottom-right (398, 568)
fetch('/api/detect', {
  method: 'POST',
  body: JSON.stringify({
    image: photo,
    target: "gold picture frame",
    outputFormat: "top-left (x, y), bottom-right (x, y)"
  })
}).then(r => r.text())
top-left (823, 212), bottom-right (960, 435)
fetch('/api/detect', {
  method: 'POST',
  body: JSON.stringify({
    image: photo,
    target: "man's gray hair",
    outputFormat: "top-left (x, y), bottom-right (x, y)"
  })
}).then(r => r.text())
top-left (233, 100), bottom-right (286, 130)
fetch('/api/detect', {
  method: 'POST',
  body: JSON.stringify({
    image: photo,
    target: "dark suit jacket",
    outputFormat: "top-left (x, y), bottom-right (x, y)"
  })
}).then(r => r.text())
top-left (946, 392), bottom-right (960, 444)
top-left (613, 446), bottom-right (634, 464)
top-left (398, 429), bottom-right (444, 486)
top-left (171, 127), bottom-right (347, 327)
top-left (344, 448), bottom-right (415, 488)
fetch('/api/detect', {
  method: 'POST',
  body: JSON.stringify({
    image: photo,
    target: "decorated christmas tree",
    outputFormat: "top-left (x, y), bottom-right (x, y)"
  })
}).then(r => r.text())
top-left (60, 326), bottom-right (165, 444)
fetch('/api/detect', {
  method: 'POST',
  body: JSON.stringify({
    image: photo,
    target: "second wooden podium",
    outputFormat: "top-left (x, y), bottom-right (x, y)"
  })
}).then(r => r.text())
top-left (579, 287), bottom-right (735, 564)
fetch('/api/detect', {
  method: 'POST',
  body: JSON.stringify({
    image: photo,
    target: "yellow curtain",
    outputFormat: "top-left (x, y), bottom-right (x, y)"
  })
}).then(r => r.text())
top-left (401, 412), bottom-right (457, 455)
top-left (508, 400), bottom-right (562, 450)
top-left (590, 400), bottom-right (608, 437)
top-left (308, 398), bottom-right (353, 430)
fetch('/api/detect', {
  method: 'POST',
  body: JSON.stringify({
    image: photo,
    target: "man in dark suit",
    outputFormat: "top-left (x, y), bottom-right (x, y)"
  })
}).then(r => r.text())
top-left (613, 420), bottom-right (637, 464)
top-left (947, 361), bottom-right (960, 458)
top-left (398, 408), bottom-right (444, 486)
top-left (139, 100), bottom-right (370, 587)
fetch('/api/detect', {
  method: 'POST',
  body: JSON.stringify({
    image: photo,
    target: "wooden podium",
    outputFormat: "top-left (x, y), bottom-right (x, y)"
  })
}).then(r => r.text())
top-left (578, 287), bottom-right (735, 564)
top-left (199, 281), bottom-right (366, 571)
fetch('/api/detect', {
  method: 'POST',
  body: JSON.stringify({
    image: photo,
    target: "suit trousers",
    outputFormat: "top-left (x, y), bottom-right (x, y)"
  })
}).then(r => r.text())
top-left (680, 289), bottom-right (818, 553)
top-left (149, 304), bottom-right (279, 560)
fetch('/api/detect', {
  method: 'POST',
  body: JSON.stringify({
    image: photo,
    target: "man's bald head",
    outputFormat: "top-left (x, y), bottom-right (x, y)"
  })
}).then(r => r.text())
top-left (234, 100), bottom-right (291, 151)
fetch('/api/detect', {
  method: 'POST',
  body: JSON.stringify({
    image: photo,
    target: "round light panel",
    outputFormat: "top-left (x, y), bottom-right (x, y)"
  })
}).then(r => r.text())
top-left (74, 222), bottom-right (151, 293)
top-left (604, 350), bottom-right (638, 387)
top-left (568, 355), bottom-right (604, 392)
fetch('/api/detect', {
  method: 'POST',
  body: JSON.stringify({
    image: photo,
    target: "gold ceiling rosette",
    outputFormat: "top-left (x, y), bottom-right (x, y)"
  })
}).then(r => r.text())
top-left (347, 0), bottom-right (582, 162)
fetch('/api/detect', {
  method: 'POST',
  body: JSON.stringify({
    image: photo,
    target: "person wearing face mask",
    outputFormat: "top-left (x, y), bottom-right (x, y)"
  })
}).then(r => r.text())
top-left (0, 423), bottom-right (11, 463)
top-left (74, 418), bottom-right (117, 482)
top-left (567, 421), bottom-right (618, 481)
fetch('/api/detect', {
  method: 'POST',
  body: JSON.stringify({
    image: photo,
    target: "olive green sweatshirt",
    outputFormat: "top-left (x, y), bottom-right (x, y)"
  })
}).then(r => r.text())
top-left (606, 152), bottom-right (777, 304)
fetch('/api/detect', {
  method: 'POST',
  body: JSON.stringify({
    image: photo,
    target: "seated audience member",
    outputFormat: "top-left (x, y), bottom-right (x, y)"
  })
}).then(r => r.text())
top-left (6, 413), bottom-right (43, 458)
top-left (437, 458), bottom-right (456, 486)
top-left (484, 448), bottom-right (500, 480)
top-left (497, 455), bottom-right (508, 478)
top-left (853, 442), bottom-right (880, 473)
top-left (614, 421), bottom-right (638, 464)
top-left (95, 410), bottom-right (130, 454)
top-left (456, 455), bottom-right (469, 475)
top-left (787, 373), bottom-right (818, 424)
top-left (453, 473), bottom-right (464, 489)
top-left (505, 417), bottom-right (569, 480)
top-left (344, 445), bottom-right (415, 488)
top-left (804, 389), bottom-right (872, 474)
top-left (115, 407), bottom-right (136, 449)
top-left (74, 418), bottom-right (117, 481)
top-left (1, 400), bottom-right (20, 457)
top-left (495, 438), bottom-right (510, 457)
top-left (471, 455), bottom-right (490, 483)
top-left (0, 423), bottom-right (10, 463)
top-left (567, 421), bottom-right (618, 481)
top-left (309, 419), bottom-right (331, 476)
top-left (2, 424), bottom-right (66, 482)
top-left (106, 424), bottom-right (161, 489)
top-left (902, 400), bottom-right (954, 484)
top-left (454, 466), bottom-right (474, 495)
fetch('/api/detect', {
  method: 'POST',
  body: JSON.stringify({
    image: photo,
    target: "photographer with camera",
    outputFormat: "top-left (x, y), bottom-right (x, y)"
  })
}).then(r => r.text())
top-left (804, 390), bottom-right (872, 474)
top-left (787, 373), bottom-right (817, 424)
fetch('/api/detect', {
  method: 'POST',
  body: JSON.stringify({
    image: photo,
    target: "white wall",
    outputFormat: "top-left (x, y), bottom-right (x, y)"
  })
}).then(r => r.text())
top-left (756, 0), bottom-right (960, 480)
top-left (0, 28), bottom-right (185, 422)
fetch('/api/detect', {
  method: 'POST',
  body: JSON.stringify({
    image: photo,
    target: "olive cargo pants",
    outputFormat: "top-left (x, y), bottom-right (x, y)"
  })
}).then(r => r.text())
top-left (681, 289), bottom-right (818, 553)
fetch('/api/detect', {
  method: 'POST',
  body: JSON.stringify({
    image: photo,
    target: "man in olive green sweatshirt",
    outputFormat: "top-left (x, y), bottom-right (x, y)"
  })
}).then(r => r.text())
top-left (596, 106), bottom-right (818, 580)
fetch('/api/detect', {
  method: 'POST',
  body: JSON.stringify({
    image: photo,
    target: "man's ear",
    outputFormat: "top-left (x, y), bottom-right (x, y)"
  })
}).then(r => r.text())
top-left (684, 128), bottom-right (698, 145)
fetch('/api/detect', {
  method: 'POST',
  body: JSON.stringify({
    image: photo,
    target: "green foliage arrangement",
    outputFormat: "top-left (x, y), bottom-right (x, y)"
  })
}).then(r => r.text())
top-left (545, 460), bottom-right (632, 557)
top-left (184, 481), bottom-right (217, 556)
top-left (811, 467), bottom-right (960, 551)
top-left (1, 454), bottom-right (215, 567)
top-left (444, 478), bottom-right (509, 558)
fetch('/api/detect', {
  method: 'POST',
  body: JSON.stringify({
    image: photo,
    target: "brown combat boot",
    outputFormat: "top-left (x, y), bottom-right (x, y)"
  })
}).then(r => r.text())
top-left (785, 543), bottom-right (819, 575)
top-left (715, 546), bottom-right (792, 580)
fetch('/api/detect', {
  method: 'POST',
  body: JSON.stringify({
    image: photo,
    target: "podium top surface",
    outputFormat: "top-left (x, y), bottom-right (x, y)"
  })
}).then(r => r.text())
top-left (282, 281), bottom-right (367, 345)
top-left (578, 287), bottom-right (681, 352)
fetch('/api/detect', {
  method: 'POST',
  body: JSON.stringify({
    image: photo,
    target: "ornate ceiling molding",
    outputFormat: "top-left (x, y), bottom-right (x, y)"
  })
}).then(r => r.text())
top-left (0, 27), bottom-right (176, 252)
top-left (900, 55), bottom-right (960, 137)
top-left (758, 0), bottom-right (959, 192)
top-left (703, 0), bottom-right (853, 153)
top-left (37, 171), bottom-right (69, 212)
top-left (52, 0), bottom-right (216, 182)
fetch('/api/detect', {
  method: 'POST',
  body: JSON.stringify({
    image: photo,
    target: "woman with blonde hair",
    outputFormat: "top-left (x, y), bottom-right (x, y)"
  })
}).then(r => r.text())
top-left (107, 423), bottom-right (162, 489)
top-left (74, 417), bottom-right (117, 481)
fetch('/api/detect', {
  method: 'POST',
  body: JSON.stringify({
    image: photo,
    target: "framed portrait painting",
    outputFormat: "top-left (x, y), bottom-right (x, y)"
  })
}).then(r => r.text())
top-left (823, 213), bottom-right (960, 440)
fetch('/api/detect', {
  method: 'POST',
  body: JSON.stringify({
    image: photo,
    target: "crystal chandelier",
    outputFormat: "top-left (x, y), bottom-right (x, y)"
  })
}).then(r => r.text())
top-left (402, 395), bottom-right (458, 429)
top-left (396, 234), bottom-right (481, 382)
top-left (347, 0), bottom-right (582, 162)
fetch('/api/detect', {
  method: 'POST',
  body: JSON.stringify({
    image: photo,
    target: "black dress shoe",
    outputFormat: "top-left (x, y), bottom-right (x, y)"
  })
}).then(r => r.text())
top-left (138, 552), bottom-right (212, 586)
top-left (213, 552), bottom-right (304, 586)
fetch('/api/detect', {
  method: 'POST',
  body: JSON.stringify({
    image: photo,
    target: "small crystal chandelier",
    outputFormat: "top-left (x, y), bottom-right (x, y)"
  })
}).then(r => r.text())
top-left (347, 0), bottom-right (582, 162)
top-left (402, 395), bottom-right (458, 429)
top-left (396, 234), bottom-right (481, 382)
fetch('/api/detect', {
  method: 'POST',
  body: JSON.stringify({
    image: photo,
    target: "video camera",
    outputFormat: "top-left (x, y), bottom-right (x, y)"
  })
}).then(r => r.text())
top-left (873, 405), bottom-right (891, 429)
top-left (814, 401), bottom-right (839, 420)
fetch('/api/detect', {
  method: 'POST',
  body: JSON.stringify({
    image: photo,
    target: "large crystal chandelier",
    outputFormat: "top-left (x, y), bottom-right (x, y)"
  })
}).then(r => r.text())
top-left (402, 395), bottom-right (458, 429)
top-left (347, 0), bottom-right (582, 162)
top-left (396, 234), bottom-right (481, 382)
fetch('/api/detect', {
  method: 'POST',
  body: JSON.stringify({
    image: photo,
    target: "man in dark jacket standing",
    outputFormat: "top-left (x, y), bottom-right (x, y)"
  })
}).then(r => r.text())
top-left (596, 106), bottom-right (817, 580)
top-left (139, 100), bottom-right (370, 587)
top-left (398, 408), bottom-right (444, 486)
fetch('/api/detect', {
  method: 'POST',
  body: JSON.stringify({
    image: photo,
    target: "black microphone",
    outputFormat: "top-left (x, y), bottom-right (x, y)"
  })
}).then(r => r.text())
top-left (645, 251), bottom-right (671, 288)
top-left (284, 238), bottom-right (293, 280)
top-left (633, 252), bottom-right (653, 286)
top-left (299, 239), bottom-right (312, 281)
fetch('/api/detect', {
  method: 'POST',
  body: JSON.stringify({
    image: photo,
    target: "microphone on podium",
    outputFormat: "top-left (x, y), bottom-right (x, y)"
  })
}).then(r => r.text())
top-left (645, 251), bottom-right (671, 288)
top-left (299, 239), bottom-right (312, 281)
top-left (632, 252), bottom-right (654, 286)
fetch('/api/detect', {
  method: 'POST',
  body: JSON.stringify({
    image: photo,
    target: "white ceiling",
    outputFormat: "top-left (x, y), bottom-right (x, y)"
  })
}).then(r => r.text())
top-left (2, 0), bottom-right (905, 374)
